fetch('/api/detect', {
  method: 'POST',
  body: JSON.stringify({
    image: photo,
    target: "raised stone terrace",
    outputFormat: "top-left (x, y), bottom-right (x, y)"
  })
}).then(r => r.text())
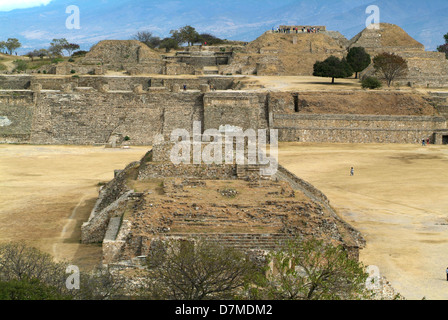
top-left (82, 142), bottom-right (364, 265)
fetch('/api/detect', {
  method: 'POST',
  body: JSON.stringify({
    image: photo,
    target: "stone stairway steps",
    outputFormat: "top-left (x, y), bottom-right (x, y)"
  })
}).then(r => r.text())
top-left (163, 233), bottom-right (293, 251)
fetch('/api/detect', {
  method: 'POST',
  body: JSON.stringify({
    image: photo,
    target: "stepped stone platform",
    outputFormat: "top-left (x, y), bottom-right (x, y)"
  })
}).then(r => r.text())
top-left (82, 142), bottom-right (364, 265)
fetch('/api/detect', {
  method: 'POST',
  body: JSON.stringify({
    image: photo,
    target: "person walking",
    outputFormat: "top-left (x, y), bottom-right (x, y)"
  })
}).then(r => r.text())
top-left (446, 267), bottom-right (448, 281)
top-left (350, 167), bottom-right (354, 176)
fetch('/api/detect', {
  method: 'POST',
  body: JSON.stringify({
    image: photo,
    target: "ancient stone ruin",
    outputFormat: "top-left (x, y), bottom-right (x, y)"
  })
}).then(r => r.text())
top-left (81, 141), bottom-right (364, 266)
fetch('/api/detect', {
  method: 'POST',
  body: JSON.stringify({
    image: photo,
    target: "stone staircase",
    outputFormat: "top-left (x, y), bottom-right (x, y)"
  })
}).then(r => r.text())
top-left (429, 92), bottom-right (448, 120)
top-left (202, 66), bottom-right (219, 75)
top-left (163, 233), bottom-right (293, 251)
top-left (171, 213), bottom-right (284, 230)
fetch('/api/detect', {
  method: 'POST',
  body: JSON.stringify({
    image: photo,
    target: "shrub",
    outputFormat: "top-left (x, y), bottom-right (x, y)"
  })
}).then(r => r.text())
top-left (51, 58), bottom-right (64, 64)
top-left (124, 136), bottom-right (131, 141)
top-left (68, 58), bottom-right (75, 62)
top-left (362, 77), bottom-right (382, 89)
top-left (13, 60), bottom-right (28, 72)
top-left (70, 69), bottom-right (76, 74)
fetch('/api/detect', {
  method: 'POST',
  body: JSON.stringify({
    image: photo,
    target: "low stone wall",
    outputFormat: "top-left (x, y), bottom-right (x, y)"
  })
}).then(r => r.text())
top-left (274, 114), bottom-right (447, 143)
top-left (137, 163), bottom-right (237, 180)
top-left (0, 75), bottom-right (31, 90)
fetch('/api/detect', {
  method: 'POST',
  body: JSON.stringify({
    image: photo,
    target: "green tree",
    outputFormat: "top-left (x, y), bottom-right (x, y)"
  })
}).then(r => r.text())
top-left (199, 33), bottom-right (225, 45)
top-left (159, 37), bottom-right (179, 52)
top-left (5, 38), bottom-right (21, 55)
top-left (64, 43), bottom-right (80, 57)
top-left (250, 239), bottom-right (371, 300)
top-left (49, 38), bottom-right (69, 57)
top-left (0, 41), bottom-right (6, 54)
top-left (313, 56), bottom-right (353, 84)
top-left (437, 32), bottom-right (448, 59)
top-left (36, 49), bottom-right (48, 59)
top-left (347, 47), bottom-right (371, 79)
top-left (0, 278), bottom-right (72, 300)
top-left (373, 52), bottom-right (408, 87)
top-left (170, 25), bottom-right (200, 47)
top-left (142, 240), bottom-right (259, 300)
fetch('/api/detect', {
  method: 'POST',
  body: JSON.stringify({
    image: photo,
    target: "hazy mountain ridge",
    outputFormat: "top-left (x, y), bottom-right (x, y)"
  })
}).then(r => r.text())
top-left (0, 0), bottom-right (446, 52)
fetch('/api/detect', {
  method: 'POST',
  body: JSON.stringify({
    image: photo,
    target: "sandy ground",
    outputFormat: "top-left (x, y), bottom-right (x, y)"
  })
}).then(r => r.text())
top-left (238, 75), bottom-right (448, 93)
top-left (278, 143), bottom-right (448, 300)
top-left (0, 145), bottom-right (150, 270)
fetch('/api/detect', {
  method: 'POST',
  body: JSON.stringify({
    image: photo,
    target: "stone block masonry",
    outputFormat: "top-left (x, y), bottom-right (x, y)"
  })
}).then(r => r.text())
top-left (0, 92), bottom-right (34, 143)
top-left (274, 114), bottom-right (446, 144)
top-left (0, 77), bottom-right (446, 145)
top-left (30, 91), bottom-right (204, 145)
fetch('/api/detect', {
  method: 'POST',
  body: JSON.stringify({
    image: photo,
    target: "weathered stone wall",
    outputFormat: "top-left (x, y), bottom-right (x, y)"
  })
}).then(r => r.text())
top-left (137, 163), bottom-right (237, 180)
top-left (0, 75), bottom-right (31, 90)
top-left (274, 114), bottom-right (446, 143)
top-left (0, 91), bottom-right (34, 143)
top-left (30, 90), bottom-right (204, 145)
top-left (203, 92), bottom-right (269, 131)
top-left (0, 82), bottom-right (446, 145)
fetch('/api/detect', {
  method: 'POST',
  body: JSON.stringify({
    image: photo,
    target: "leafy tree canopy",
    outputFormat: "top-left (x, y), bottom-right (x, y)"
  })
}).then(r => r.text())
top-left (313, 56), bottom-right (353, 84)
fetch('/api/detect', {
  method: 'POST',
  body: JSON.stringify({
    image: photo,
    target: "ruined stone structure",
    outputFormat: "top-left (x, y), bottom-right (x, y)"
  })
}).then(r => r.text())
top-left (220, 31), bottom-right (348, 76)
top-left (277, 25), bottom-right (327, 33)
top-left (164, 46), bottom-right (235, 75)
top-left (350, 23), bottom-right (448, 88)
top-left (1, 75), bottom-right (447, 145)
top-left (81, 142), bottom-right (363, 265)
top-left (39, 40), bottom-right (238, 76)
top-left (219, 23), bottom-right (448, 87)
top-left (22, 23), bottom-right (447, 86)
top-left (82, 40), bottom-right (164, 75)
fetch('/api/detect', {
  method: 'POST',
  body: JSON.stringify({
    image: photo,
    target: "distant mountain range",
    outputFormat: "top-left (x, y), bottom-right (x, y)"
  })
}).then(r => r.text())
top-left (0, 0), bottom-right (447, 54)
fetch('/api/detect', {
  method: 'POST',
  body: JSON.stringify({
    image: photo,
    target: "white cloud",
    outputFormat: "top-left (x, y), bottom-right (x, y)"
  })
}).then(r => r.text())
top-left (20, 29), bottom-right (49, 40)
top-left (0, 0), bottom-right (52, 12)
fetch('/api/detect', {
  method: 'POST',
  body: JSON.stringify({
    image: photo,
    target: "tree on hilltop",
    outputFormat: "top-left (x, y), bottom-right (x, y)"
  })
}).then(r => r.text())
top-left (199, 33), bottom-right (225, 45)
top-left (170, 25), bottom-right (201, 47)
top-left (49, 38), bottom-right (69, 57)
top-left (313, 56), bottom-right (353, 84)
top-left (5, 38), bottom-right (21, 55)
top-left (347, 47), bottom-right (371, 79)
top-left (159, 37), bottom-right (179, 52)
top-left (26, 51), bottom-right (36, 62)
top-left (132, 31), bottom-right (161, 49)
top-left (373, 52), bottom-right (408, 87)
top-left (437, 32), bottom-right (448, 59)
top-left (64, 43), bottom-right (80, 57)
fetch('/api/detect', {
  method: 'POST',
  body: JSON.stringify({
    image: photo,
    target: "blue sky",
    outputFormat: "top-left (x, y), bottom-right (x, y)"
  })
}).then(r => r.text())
top-left (0, 0), bottom-right (447, 53)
